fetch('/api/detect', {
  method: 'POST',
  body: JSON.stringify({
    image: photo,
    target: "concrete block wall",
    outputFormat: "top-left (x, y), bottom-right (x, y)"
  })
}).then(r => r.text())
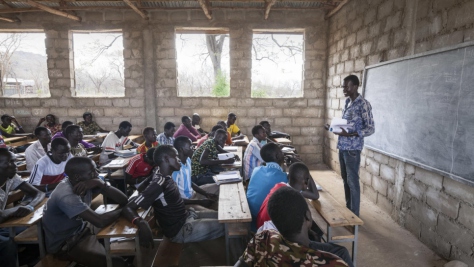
top-left (0, 9), bottom-right (328, 167)
top-left (324, 0), bottom-right (474, 264)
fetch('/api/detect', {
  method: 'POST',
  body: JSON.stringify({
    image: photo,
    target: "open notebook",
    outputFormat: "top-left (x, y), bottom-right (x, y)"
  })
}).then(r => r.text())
top-left (213, 171), bottom-right (242, 185)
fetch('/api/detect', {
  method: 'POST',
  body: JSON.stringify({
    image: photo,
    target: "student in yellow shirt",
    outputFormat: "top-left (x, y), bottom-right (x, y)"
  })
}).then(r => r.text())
top-left (226, 113), bottom-right (245, 142)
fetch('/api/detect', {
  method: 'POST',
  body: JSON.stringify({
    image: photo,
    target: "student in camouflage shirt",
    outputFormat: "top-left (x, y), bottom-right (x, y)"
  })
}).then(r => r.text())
top-left (77, 112), bottom-right (107, 135)
top-left (235, 187), bottom-right (351, 267)
top-left (190, 129), bottom-right (235, 185)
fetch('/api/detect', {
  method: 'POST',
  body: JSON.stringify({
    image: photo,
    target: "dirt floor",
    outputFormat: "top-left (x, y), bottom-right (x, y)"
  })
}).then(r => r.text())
top-left (176, 165), bottom-right (448, 267)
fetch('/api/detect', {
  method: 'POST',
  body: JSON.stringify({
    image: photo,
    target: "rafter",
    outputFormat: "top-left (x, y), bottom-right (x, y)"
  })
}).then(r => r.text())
top-left (197, 0), bottom-right (212, 20)
top-left (26, 0), bottom-right (81, 21)
top-left (264, 0), bottom-right (276, 19)
top-left (0, 0), bottom-right (14, 9)
top-left (0, 16), bottom-right (19, 22)
top-left (325, 0), bottom-right (349, 19)
top-left (123, 0), bottom-right (148, 19)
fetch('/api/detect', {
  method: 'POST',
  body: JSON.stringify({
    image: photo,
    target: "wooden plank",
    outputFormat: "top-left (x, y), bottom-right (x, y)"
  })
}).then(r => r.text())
top-left (4, 136), bottom-right (27, 143)
top-left (218, 182), bottom-right (251, 223)
top-left (274, 137), bottom-right (292, 144)
top-left (325, 0), bottom-right (349, 19)
top-left (109, 239), bottom-right (136, 255)
top-left (26, 0), bottom-right (82, 21)
top-left (97, 208), bottom-right (149, 238)
top-left (14, 225), bottom-right (38, 242)
top-left (0, 198), bottom-right (47, 227)
top-left (308, 191), bottom-right (363, 227)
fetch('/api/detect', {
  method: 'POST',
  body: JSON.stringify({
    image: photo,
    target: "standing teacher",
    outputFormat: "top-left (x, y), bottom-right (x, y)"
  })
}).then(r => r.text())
top-left (327, 75), bottom-right (375, 217)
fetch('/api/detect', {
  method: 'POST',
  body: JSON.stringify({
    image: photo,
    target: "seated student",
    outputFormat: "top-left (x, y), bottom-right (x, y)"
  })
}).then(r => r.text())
top-left (226, 113), bottom-right (245, 141)
top-left (25, 127), bottom-right (52, 171)
top-left (28, 137), bottom-right (72, 195)
top-left (125, 147), bottom-right (156, 186)
top-left (235, 187), bottom-right (350, 267)
top-left (191, 129), bottom-right (236, 186)
top-left (243, 125), bottom-right (267, 181)
top-left (136, 127), bottom-right (158, 154)
top-left (64, 125), bottom-right (87, 157)
top-left (122, 145), bottom-right (224, 246)
top-left (246, 143), bottom-right (287, 230)
top-left (173, 116), bottom-right (201, 142)
top-left (192, 113), bottom-right (206, 135)
top-left (259, 120), bottom-right (291, 142)
top-left (196, 125), bottom-right (222, 148)
top-left (77, 112), bottom-right (107, 135)
top-left (53, 121), bottom-right (95, 149)
top-left (99, 121), bottom-right (135, 166)
top-left (157, 122), bottom-right (176, 146)
top-left (173, 136), bottom-right (218, 207)
top-left (42, 157), bottom-right (128, 267)
top-left (36, 114), bottom-right (61, 136)
top-left (0, 148), bottom-right (46, 267)
top-left (217, 120), bottom-right (232, 145)
top-left (0, 114), bottom-right (31, 138)
top-left (256, 162), bottom-right (319, 229)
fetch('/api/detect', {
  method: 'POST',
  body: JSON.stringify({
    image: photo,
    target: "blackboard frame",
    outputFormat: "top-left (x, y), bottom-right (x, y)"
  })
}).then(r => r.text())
top-left (361, 40), bottom-right (474, 187)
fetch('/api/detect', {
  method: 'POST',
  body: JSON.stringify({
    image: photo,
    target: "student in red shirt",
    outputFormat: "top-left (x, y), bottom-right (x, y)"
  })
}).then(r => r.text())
top-left (125, 148), bottom-right (156, 185)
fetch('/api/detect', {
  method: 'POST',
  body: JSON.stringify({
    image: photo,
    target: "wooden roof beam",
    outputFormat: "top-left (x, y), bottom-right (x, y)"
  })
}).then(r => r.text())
top-left (325, 0), bottom-right (349, 19)
top-left (264, 0), bottom-right (276, 19)
top-left (0, 16), bottom-right (19, 22)
top-left (26, 0), bottom-right (81, 21)
top-left (197, 0), bottom-right (212, 20)
top-left (123, 0), bottom-right (148, 19)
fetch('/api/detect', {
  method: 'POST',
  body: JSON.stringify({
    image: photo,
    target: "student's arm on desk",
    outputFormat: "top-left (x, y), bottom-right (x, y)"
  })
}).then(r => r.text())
top-left (18, 181), bottom-right (46, 207)
top-left (200, 148), bottom-right (235, 165)
top-left (301, 174), bottom-right (319, 200)
top-left (0, 206), bottom-right (32, 223)
top-left (78, 207), bottom-right (122, 229)
top-left (122, 201), bottom-right (154, 248)
top-left (191, 183), bottom-right (217, 201)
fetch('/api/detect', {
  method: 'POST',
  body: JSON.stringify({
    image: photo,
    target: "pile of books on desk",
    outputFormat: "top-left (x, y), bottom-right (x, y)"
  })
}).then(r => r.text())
top-left (213, 171), bottom-right (242, 185)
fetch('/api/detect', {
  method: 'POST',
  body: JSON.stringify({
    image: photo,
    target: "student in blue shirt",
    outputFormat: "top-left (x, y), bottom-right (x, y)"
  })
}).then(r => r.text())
top-left (246, 143), bottom-right (288, 231)
top-left (172, 136), bottom-right (218, 208)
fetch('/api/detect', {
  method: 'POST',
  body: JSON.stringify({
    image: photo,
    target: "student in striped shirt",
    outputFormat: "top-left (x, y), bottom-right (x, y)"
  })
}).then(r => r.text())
top-left (99, 121), bottom-right (137, 166)
top-left (243, 125), bottom-right (267, 181)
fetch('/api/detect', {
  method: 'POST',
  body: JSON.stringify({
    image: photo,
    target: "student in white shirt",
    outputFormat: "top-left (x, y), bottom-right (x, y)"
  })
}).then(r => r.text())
top-left (99, 121), bottom-right (137, 166)
top-left (25, 127), bottom-right (52, 171)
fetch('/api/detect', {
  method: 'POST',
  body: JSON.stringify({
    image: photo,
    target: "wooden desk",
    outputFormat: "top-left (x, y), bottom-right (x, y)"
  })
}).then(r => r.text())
top-left (274, 137), bottom-right (292, 144)
top-left (83, 133), bottom-right (107, 143)
top-left (232, 135), bottom-right (249, 147)
top-left (4, 136), bottom-right (27, 144)
top-left (96, 205), bottom-right (151, 267)
top-left (308, 187), bottom-right (364, 266)
top-left (101, 157), bottom-right (133, 195)
top-left (0, 198), bottom-right (48, 266)
top-left (128, 134), bottom-right (144, 144)
top-left (218, 182), bottom-right (251, 265)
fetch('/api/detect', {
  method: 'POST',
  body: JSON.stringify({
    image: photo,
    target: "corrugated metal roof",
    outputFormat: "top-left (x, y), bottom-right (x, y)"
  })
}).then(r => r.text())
top-left (0, 1), bottom-right (337, 10)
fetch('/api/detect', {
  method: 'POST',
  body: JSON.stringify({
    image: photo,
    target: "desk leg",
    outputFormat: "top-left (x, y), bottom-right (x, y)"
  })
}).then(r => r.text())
top-left (37, 221), bottom-right (46, 258)
top-left (225, 224), bottom-right (230, 266)
top-left (104, 238), bottom-right (113, 267)
top-left (135, 234), bottom-right (142, 267)
top-left (327, 225), bottom-right (332, 243)
top-left (352, 225), bottom-right (359, 267)
top-left (104, 169), bottom-right (112, 205)
top-left (10, 227), bottom-right (19, 267)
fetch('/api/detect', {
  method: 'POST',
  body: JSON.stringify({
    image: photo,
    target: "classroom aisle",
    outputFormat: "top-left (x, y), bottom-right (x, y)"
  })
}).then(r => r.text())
top-left (310, 166), bottom-right (447, 267)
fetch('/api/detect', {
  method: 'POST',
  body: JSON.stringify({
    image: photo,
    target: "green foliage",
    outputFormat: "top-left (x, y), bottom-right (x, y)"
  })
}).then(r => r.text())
top-left (211, 71), bottom-right (230, 97)
top-left (251, 88), bottom-right (268, 98)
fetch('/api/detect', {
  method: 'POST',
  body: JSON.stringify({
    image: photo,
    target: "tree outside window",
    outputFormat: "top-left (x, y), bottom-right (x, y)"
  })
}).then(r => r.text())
top-left (72, 31), bottom-right (125, 97)
top-left (175, 28), bottom-right (230, 97)
top-left (251, 30), bottom-right (305, 98)
top-left (0, 32), bottom-right (49, 98)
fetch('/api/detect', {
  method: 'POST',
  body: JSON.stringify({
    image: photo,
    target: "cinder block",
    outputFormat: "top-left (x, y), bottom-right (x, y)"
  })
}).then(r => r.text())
top-left (443, 178), bottom-right (474, 205)
top-left (122, 108), bottom-right (143, 117)
top-left (414, 167), bottom-right (443, 189)
top-left (437, 214), bottom-right (474, 256)
top-left (112, 99), bottom-right (130, 107)
top-left (377, 0), bottom-right (393, 19)
top-left (377, 195), bottom-right (393, 215)
top-left (359, 168), bottom-right (372, 186)
top-left (426, 188), bottom-right (459, 219)
top-left (372, 175), bottom-right (388, 196)
top-left (104, 108), bottom-right (123, 117)
top-left (380, 164), bottom-right (395, 183)
top-left (458, 203), bottom-right (474, 230)
top-left (366, 157), bottom-right (380, 176)
top-left (404, 214), bottom-right (421, 238)
top-left (420, 227), bottom-right (451, 259)
top-left (409, 199), bottom-right (438, 228)
top-left (404, 177), bottom-right (426, 199)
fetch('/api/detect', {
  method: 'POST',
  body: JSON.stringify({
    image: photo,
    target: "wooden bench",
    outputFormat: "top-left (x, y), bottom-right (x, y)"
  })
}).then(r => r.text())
top-left (218, 181), bottom-right (251, 265)
top-left (307, 187), bottom-right (364, 267)
top-left (152, 236), bottom-right (183, 267)
top-left (34, 254), bottom-right (72, 267)
top-left (0, 198), bottom-right (48, 267)
top-left (96, 205), bottom-right (152, 267)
